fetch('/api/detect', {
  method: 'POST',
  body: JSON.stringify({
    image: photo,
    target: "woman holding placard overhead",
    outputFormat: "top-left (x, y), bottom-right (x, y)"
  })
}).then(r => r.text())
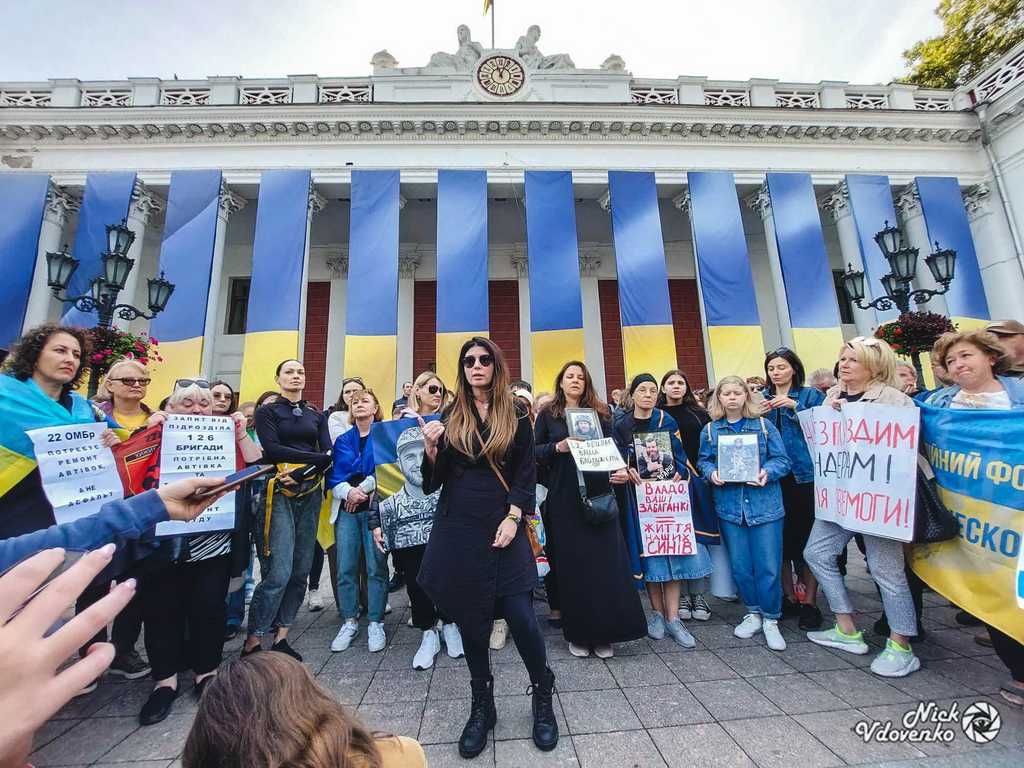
top-left (535, 361), bottom-right (645, 659)
top-left (802, 337), bottom-right (921, 678)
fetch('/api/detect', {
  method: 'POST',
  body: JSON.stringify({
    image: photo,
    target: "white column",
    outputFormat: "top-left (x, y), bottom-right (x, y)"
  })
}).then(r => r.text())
top-left (895, 183), bottom-right (949, 316)
top-left (115, 180), bottom-right (164, 330)
top-left (396, 249), bottom-right (419, 399)
top-left (579, 252), bottom-right (606, 398)
top-left (747, 185), bottom-right (793, 347)
top-left (512, 252), bottom-right (532, 385)
top-left (23, 183), bottom-right (80, 331)
top-left (298, 187), bottom-right (328, 352)
top-left (323, 252), bottom-right (349, 406)
top-left (823, 182), bottom-right (875, 336)
top-left (964, 184), bottom-right (1024, 321)
top-left (200, 184), bottom-right (247, 376)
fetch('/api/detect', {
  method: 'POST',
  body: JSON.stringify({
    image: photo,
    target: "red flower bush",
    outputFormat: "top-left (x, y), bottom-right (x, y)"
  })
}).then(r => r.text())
top-left (86, 327), bottom-right (162, 376)
top-left (874, 311), bottom-right (955, 358)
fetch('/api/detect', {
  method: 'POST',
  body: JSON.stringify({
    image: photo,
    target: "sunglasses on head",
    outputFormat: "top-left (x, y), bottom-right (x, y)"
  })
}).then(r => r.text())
top-left (766, 347), bottom-right (792, 358)
top-left (174, 378), bottom-right (210, 390)
top-left (462, 354), bottom-right (494, 369)
top-left (426, 384), bottom-right (444, 395)
top-left (849, 336), bottom-right (881, 347)
top-left (110, 377), bottom-right (150, 387)
top-left (342, 377), bottom-right (364, 388)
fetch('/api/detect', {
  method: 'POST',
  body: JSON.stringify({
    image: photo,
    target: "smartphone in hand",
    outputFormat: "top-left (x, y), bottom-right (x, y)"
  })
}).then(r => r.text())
top-left (192, 465), bottom-right (274, 498)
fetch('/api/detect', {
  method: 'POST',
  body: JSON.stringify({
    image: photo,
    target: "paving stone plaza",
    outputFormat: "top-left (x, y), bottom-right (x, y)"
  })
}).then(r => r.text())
top-left (30, 548), bottom-right (1023, 768)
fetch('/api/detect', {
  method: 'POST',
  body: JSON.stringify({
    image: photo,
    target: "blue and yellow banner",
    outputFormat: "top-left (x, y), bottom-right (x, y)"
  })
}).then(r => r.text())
top-left (148, 170), bottom-right (223, 404)
top-left (239, 170), bottom-right (312, 402)
top-left (608, 171), bottom-right (676, 381)
top-left (525, 171), bottom-right (585, 390)
top-left (845, 174), bottom-right (899, 324)
top-left (765, 173), bottom-right (845, 372)
top-left (63, 172), bottom-right (137, 327)
top-left (436, 170), bottom-right (488, 386)
top-left (0, 173), bottom-right (50, 347)
top-left (915, 177), bottom-right (991, 330)
top-left (345, 170), bottom-right (400, 401)
top-left (911, 403), bottom-right (1024, 644)
top-left (687, 171), bottom-right (764, 379)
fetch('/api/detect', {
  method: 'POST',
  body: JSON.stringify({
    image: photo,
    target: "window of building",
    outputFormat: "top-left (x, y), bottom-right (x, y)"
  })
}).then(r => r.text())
top-left (832, 270), bottom-right (855, 325)
top-left (225, 277), bottom-right (251, 335)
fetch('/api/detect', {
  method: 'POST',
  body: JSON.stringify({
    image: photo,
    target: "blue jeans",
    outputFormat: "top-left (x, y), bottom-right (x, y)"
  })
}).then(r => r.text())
top-left (335, 510), bottom-right (388, 622)
top-left (719, 517), bottom-right (784, 620)
top-left (225, 545), bottom-right (255, 629)
top-left (247, 489), bottom-right (321, 637)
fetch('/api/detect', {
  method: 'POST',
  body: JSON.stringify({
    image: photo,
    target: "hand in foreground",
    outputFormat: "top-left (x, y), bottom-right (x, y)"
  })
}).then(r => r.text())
top-left (372, 527), bottom-right (387, 554)
top-left (157, 476), bottom-right (233, 522)
top-left (710, 470), bottom-right (725, 486)
top-left (493, 517), bottom-right (518, 548)
top-left (746, 469), bottom-right (769, 487)
top-left (99, 429), bottom-right (121, 448)
top-left (146, 411), bottom-right (167, 429)
top-left (627, 468), bottom-right (643, 486)
top-left (610, 468), bottom-right (629, 485)
top-left (0, 546), bottom-right (136, 767)
top-left (418, 415), bottom-right (445, 461)
top-left (345, 487), bottom-right (369, 513)
top-left (769, 395), bottom-right (796, 410)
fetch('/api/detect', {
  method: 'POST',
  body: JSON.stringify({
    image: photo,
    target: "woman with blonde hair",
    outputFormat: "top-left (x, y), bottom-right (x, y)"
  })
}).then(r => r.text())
top-left (182, 652), bottom-right (425, 768)
top-left (95, 358), bottom-right (153, 431)
top-left (418, 337), bottom-right (556, 757)
top-left (803, 337), bottom-right (921, 678)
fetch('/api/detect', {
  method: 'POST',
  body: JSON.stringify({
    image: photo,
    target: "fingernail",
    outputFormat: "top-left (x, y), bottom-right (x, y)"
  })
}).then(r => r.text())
top-left (120, 578), bottom-right (137, 590)
top-left (98, 543), bottom-right (116, 558)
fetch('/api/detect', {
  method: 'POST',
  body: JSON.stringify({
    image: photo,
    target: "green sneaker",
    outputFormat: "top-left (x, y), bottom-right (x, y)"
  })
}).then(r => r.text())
top-left (870, 639), bottom-right (921, 678)
top-left (806, 624), bottom-right (869, 655)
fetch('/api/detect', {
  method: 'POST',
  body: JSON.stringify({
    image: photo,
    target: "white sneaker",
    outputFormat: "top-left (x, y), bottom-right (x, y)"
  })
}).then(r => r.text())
top-left (489, 619), bottom-right (509, 650)
top-left (331, 620), bottom-right (359, 652)
top-left (678, 595), bottom-right (692, 620)
top-left (441, 623), bottom-right (464, 658)
top-left (593, 644), bottom-right (614, 659)
top-left (413, 629), bottom-right (441, 670)
top-left (569, 642), bottom-right (590, 657)
top-left (734, 613), bottom-right (763, 639)
top-left (307, 588), bottom-right (324, 612)
top-left (870, 639), bottom-right (921, 678)
top-left (762, 618), bottom-right (786, 651)
top-left (368, 621), bottom-right (386, 653)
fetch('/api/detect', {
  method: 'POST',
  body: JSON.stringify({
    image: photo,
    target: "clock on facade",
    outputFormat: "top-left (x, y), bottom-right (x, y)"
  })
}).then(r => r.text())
top-left (475, 55), bottom-right (526, 98)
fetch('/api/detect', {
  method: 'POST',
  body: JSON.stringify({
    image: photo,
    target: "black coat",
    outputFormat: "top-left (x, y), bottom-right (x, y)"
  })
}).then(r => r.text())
top-left (417, 406), bottom-right (536, 642)
top-left (535, 409), bottom-right (647, 645)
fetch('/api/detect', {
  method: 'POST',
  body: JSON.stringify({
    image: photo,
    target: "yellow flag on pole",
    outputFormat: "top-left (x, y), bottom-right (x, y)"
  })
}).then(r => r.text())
top-left (483, 0), bottom-right (492, 13)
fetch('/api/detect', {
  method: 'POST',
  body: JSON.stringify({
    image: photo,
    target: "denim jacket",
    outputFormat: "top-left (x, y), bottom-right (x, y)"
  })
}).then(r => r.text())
top-left (761, 386), bottom-right (825, 483)
top-left (925, 375), bottom-right (1024, 410)
top-left (696, 417), bottom-right (791, 525)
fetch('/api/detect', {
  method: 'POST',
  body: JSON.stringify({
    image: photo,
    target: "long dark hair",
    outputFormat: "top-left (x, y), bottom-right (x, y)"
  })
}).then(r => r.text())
top-left (446, 336), bottom-right (516, 462)
top-left (763, 348), bottom-right (806, 393)
top-left (209, 379), bottom-right (238, 413)
top-left (657, 369), bottom-right (705, 413)
top-left (4, 323), bottom-right (92, 396)
top-left (332, 376), bottom-right (365, 413)
top-left (544, 360), bottom-right (610, 420)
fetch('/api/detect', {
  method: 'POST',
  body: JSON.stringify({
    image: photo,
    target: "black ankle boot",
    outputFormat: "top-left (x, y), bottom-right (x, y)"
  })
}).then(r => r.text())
top-left (530, 667), bottom-right (559, 751)
top-left (459, 676), bottom-right (496, 759)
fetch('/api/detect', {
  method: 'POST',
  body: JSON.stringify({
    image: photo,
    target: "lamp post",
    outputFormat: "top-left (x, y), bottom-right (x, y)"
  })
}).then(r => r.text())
top-left (45, 219), bottom-right (175, 396)
top-left (839, 220), bottom-right (957, 386)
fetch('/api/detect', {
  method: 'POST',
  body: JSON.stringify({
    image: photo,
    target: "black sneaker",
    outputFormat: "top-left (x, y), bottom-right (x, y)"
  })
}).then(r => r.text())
top-left (108, 650), bottom-right (151, 680)
top-left (955, 610), bottom-right (983, 627)
top-left (387, 572), bottom-right (405, 593)
top-left (798, 603), bottom-right (823, 631)
top-left (271, 638), bottom-right (303, 662)
top-left (781, 598), bottom-right (802, 619)
top-left (139, 686), bottom-right (178, 726)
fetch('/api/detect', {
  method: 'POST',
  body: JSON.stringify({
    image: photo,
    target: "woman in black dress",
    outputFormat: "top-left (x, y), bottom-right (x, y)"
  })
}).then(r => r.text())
top-left (418, 337), bottom-right (556, 759)
top-left (535, 361), bottom-right (646, 658)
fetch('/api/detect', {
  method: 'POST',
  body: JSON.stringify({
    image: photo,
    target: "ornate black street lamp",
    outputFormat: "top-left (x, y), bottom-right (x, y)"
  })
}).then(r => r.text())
top-left (45, 218), bottom-right (175, 395)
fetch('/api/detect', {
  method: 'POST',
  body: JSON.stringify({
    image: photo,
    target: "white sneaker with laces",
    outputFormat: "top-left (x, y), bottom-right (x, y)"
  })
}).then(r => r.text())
top-left (734, 613), bottom-right (763, 639)
top-left (413, 629), bottom-right (441, 670)
top-left (489, 619), bottom-right (509, 650)
top-left (442, 623), bottom-right (464, 658)
top-left (331, 620), bottom-right (359, 652)
top-left (678, 594), bottom-right (692, 620)
top-left (762, 618), bottom-right (786, 651)
top-left (307, 588), bottom-right (324, 612)
top-left (368, 621), bottom-right (386, 653)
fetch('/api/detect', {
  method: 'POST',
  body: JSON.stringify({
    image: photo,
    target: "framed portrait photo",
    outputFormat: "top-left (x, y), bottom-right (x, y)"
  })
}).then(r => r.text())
top-left (566, 407), bottom-right (601, 441)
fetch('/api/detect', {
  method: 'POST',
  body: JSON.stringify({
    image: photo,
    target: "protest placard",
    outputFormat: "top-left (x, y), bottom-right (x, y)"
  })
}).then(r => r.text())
top-left (568, 438), bottom-right (626, 472)
top-left (28, 423), bottom-right (124, 524)
top-left (156, 414), bottom-right (236, 536)
top-left (635, 479), bottom-right (696, 557)
top-left (798, 402), bottom-right (919, 542)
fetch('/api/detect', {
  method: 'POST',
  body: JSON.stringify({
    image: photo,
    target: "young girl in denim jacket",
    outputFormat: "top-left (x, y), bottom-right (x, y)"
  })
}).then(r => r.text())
top-left (697, 376), bottom-right (791, 651)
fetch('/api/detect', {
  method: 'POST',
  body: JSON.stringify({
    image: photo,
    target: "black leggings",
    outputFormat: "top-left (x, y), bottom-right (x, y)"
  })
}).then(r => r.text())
top-left (988, 625), bottom-right (1024, 682)
top-left (462, 590), bottom-right (546, 682)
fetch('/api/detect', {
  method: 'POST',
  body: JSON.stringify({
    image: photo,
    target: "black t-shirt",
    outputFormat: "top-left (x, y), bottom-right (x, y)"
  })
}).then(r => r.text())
top-left (838, 391), bottom-right (864, 403)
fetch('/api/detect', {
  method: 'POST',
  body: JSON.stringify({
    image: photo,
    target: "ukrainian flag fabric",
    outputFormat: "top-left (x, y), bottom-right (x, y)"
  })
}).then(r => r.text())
top-left (63, 172), bottom-right (137, 327)
top-left (147, 170), bottom-right (223, 404)
top-left (765, 173), bottom-right (845, 372)
top-left (915, 176), bottom-right (991, 330)
top-left (845, 174), bottom-right (900, 324)
top-left (687, 171), bottom-right (765, 380)
top-left (524, 171), bottom-right (585, 391)
top-left (608, 171), bottom-right (677, 380)
top-left (0, 173), bottom-right (50, 347)
top-left (436, 170), bottom-right (489, 387)
top-left (239, 170), bottom-right (312, 402)
top-left (344, 170), bottom-right (400, 401)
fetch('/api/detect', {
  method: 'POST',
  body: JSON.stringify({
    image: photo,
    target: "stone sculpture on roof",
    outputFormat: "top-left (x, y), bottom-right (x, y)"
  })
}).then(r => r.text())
top-left (514, 25), bottom-right (575, 70)
top-left (426, 24), bottom-right (484, 72)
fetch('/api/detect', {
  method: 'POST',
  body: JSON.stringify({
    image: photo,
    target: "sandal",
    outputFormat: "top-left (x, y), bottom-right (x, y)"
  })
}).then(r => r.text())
top-left (999, 680), bottom-right (1024, 708)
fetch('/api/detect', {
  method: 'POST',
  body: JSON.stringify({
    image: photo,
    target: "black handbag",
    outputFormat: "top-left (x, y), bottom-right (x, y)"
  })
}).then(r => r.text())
top-left (912, 455), bottom-right (959, 544)
top-left (576, 466), bottom-right (619, 526)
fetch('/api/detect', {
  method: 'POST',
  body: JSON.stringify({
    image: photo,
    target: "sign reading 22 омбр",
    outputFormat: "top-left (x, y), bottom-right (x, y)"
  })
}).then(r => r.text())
top-left (798, 403), bottom-right (919, 543)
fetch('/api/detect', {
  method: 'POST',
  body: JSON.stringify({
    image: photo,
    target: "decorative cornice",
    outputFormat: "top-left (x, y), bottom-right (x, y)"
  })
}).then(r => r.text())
top-left (399, 254), bottom-right (420, 279)
top-left (218, 183), bottom-right (247, 222)
top-left (745, 185), bottom-right (771, 220)
top-left (128, 180), bottom-right (164, 225)
top-left (43, 182), bottom-right (80, 227)
top-left (962, 183), bottom-right (992, 221)
top-left (895, 182), bottom-right (920, 217)
top-left (511, 254), bottom-right (528, 278)
top-left (325, 254), bottom-right (349, 278)
top-left (579, 254), bottom-right (602, 276)
top-left (821, 181), bottom-right (849, 221)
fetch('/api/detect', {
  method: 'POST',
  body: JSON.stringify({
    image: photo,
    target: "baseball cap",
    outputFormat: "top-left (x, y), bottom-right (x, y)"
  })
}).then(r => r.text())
top-left (986, 319), bottom-right (1024, 336)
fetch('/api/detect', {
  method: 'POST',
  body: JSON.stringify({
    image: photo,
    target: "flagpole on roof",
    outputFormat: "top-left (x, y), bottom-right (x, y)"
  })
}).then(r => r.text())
top-left (484, 0), bottom-right (495, 48)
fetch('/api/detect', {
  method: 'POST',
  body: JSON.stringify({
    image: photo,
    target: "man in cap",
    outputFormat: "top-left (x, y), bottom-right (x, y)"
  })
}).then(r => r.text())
top-left (986, 320), bottom-right (1024, 377)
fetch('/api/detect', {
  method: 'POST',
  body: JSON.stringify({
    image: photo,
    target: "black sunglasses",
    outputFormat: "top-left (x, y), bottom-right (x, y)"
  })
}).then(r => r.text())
top-left (766, 348), bottom-right (792, 358)
top-left (462, 354), bottom-right (494, 369)
top-left (110, 377), bottom-right (151, 387)
top-left (174, 378), bottom-right (210, 390)
top-left (426, 384), bottom-right (444, 395)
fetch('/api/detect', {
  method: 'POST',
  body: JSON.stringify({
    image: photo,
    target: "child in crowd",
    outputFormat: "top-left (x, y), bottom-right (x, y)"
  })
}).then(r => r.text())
top-left (697, 376), bottom-right (791, 651)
